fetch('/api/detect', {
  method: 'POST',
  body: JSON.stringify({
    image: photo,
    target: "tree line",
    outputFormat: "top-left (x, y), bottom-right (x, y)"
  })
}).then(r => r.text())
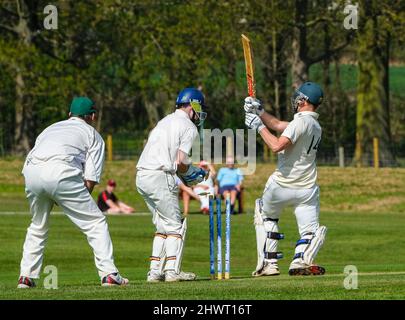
top-left (0, 0), bottom-right (404, 165)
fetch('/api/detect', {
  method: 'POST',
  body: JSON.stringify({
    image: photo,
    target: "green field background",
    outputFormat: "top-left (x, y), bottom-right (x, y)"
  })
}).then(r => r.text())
top-left (1, 160), bottom-right (405, 299)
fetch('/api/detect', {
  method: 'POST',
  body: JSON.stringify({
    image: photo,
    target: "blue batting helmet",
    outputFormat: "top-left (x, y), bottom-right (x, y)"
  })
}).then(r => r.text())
top-left (176, 87), bottom-right (205, 107)
top-left (175, 88), bottom-right (207, 126)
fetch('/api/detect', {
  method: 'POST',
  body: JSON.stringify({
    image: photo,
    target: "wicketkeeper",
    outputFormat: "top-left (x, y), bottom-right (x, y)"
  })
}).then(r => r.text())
top-left (136, 87), bottom-right (208, 282)
top-left (17, 97), bottom-right (128, 288)
top-left (244, 82), bottom-right (327, 276)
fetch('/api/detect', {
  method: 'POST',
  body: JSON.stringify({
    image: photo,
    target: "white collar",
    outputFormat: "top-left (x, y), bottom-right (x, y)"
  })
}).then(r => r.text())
top-left (175, 109), bottom-right (191, 120)
top-left (294, 111), bottom-right (319, 120)
top-left (69, 116), bottom-right (87, 123)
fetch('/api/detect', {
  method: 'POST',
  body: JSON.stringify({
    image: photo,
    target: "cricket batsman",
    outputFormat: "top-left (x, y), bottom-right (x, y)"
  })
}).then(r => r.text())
top-left (136, 88), bottom-right (208, 282)
top-left (244, 82), bottom-right (327, 276)
top-left (17, 97), bottom-right (128, 288)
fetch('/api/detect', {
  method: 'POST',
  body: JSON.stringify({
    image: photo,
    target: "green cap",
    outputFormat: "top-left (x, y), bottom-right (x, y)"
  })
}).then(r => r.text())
top-left (70, 97), bottom-right (96, 116)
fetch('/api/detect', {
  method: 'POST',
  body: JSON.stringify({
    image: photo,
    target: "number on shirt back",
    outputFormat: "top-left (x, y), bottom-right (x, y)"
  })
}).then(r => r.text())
top-left (307, 135), bottom-right (321, 154)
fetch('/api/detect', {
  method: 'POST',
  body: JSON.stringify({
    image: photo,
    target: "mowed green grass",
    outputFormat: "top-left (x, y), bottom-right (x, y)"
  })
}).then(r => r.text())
top-left (1, 159), bottom-right (405, 299)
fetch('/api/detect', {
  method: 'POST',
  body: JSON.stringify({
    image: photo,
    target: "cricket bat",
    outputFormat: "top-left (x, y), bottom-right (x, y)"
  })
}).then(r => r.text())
top-left (241, 34), bottom-right (256, 98)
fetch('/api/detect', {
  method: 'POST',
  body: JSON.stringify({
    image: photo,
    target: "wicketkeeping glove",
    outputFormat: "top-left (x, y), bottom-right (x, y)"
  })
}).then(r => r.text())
top-left (244, 97), bottom-right (264, 116)
top-left (178, 165), bottom-right (208, 186)
top-left (245, 112), bottom-right (265, 133)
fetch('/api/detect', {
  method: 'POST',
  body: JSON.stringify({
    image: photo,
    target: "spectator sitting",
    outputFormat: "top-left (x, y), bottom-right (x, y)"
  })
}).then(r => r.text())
top-left (193, 161), bottom-right (216, 214)
top-left (216, 156), bottom-right (243, 214)
top-left (176, 175), bottom-right (200, 215)
top-left (97, 179), bottom-right (135, 214)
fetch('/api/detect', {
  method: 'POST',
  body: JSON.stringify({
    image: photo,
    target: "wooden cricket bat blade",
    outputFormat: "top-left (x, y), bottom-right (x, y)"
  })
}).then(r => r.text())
top-left (241, 34), bottom-right (256, 97)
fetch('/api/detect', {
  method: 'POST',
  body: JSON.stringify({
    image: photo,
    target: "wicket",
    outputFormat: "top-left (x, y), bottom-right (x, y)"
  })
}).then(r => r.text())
top-left (209, 194), bottom-right (231, 280)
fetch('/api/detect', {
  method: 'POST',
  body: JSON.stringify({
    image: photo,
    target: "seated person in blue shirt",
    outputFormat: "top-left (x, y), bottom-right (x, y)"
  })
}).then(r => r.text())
top-left (216, 156), bottom-right (243, 214)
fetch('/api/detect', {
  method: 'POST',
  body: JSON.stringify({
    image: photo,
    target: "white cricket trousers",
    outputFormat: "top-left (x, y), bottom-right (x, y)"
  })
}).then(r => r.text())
top-left (262, 176), bottom-right (320, 236)
top-left (20, 162), bottom-right (119, 279)
top-left (136, 170), bottom-right (182, 234)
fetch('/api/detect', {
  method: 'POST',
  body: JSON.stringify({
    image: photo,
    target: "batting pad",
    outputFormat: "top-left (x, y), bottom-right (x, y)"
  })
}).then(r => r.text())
top-left (253, 199), bottom-right (266, 273)
top-left (161, 218), bottom-right (187, 274)
top-left (150, 233), bottom-right (166, 274)
top-left (303, 226), bottom-right (327, 265)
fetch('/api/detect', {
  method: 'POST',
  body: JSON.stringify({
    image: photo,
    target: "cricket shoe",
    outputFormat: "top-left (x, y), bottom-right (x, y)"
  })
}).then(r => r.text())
top-left (252, 262), bottom-right (280, 277)
top-left (17, 276), bottom-right (36, 289)
top-left (147, 271), bottom-right (165, 283)
top-left (101, 272), bottom-right (129, 286)
top-left (165, 271), bottom-right (196, 282)
top-left (288, 264), bottom-right (326, 276)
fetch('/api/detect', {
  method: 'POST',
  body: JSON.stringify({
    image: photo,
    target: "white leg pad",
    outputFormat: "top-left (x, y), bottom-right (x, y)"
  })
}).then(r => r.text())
top-left (162, 218), bottom-right (187, 274)
top-left (292, 226), bottom-right (327, 266)
top-left (304, 226), bottom-right (327, 265)
top-left (259, 196), bottom-right (284, 263)
top-left (263, 219), bottom-right (283, 262)
top-left (150, 233), bottom-right (166, 273)
top-left (253, 199), bottom-right (266, 273)
top-left (175, 218), bottom-right (187, 273)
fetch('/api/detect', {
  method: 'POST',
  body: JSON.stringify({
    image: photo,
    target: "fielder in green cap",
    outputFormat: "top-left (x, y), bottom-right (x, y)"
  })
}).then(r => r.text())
top-left (18, 96), bottom-right (129, 288)
top-left (70, 96), bottom-right (97, 118)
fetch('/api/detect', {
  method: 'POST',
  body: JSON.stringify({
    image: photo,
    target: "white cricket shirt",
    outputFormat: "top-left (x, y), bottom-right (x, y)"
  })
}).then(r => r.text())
top-left (22, 117), bottom-right (105, 183)
top-left (272, 111), bottom-right (322, 189)
top-left (136, 109), bottom-right (198, 173)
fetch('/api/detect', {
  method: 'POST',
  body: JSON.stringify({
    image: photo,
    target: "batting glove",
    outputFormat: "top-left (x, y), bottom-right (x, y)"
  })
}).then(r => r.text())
top-left (179, 166), bottom-right (208, 186)
top-left (244, 97), bottom-right (264, 116)
top-left (245, 112), bottom-right (265, 133)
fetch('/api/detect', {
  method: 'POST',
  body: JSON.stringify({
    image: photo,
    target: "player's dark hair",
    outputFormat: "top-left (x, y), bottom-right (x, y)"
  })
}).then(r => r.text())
top-left (175, 103), bottom-right (191, 109)
top-left (70, 113), bottom-right (95, 120)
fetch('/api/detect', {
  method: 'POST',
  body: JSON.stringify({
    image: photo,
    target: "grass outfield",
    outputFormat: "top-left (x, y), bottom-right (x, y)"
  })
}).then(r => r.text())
top-left (1, 159), bottom-right (405, 299)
